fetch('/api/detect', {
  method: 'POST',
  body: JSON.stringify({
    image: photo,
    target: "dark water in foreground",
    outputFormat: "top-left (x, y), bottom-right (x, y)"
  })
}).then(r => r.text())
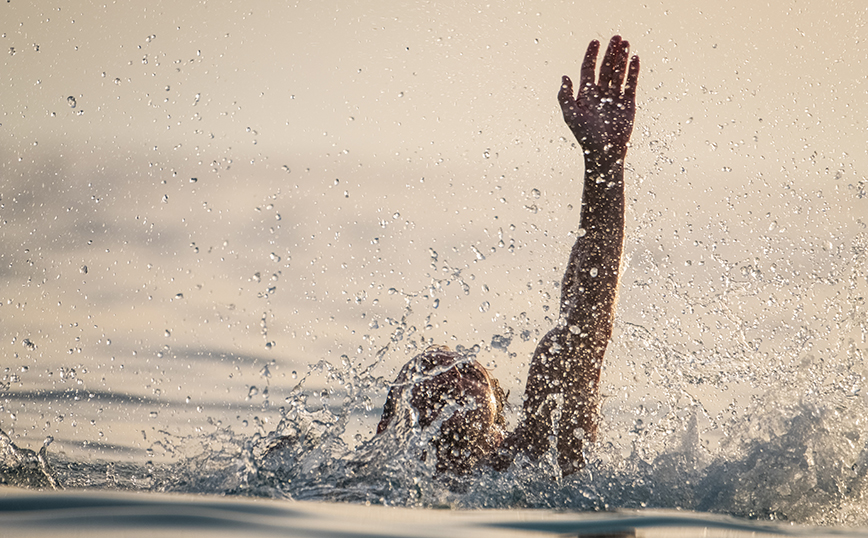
top-left (2, 489), bottom-right (868, 538)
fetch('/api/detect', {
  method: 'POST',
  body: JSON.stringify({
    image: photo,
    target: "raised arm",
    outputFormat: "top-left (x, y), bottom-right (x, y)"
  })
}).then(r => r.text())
top-left (506, 36), bottom-right (639, 475)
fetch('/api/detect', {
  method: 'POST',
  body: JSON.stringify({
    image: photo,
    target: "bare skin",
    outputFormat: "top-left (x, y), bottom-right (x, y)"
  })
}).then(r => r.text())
top-left (371, 36), bottom-right (638, 476)
top-left (503, 35), bottom-right (639, 475)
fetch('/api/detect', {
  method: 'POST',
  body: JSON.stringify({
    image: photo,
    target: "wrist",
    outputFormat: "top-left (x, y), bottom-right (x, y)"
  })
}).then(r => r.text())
top-left (583, 151), bottom-right (625, 177)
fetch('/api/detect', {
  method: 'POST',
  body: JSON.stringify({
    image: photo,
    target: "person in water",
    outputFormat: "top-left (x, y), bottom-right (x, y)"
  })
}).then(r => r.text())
top-left (375, 36), bottom-right (639, 476)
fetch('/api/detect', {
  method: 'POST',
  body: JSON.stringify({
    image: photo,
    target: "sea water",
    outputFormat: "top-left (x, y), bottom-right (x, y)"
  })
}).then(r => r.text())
top-left (2, 147), bottom-right (867, 535)
top-left (4, 225), bottom-right (868, 536)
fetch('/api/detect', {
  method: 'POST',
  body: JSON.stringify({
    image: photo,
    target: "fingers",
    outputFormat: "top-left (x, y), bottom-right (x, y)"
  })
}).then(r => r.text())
top-left (579, 40), bottom-right (600, 93)
top-left (598, 35), bottom-right (621, 90)
top-left (624, 55), bottom-right (640, 102)
top-left (610, 40), bottom-right (630, 92)
top-left (573, 35), bottom-right (638, 99)
top-left (559, 75), bottom-right (575, 107)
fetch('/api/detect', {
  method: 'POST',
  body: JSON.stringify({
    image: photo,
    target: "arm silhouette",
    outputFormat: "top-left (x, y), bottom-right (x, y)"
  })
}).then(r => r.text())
top-left (505, 36), bottom-right (639, 475)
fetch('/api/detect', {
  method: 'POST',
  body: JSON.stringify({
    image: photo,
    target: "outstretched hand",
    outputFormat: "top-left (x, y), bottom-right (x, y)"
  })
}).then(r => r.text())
top-left (559, 35), bottom-right (639, 168)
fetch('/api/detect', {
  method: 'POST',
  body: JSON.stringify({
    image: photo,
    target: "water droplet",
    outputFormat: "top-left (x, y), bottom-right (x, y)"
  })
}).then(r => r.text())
top-left (189, 177), bottom-right (198, 183)
top-left (577, 228), bottom-right (587, 237)
top-left (589, 268), bottom-right (598, 277)
top-left (149, 411), bottom-right (158, 418)
top-left (531, 188), bottom-right (541, 199)
top-left (433, 298), bottom-right (440, 309)
top-left (80, 265), bottom-right (88, 274)
top-left (248, 386), bottom-right (260, 398)
top-left (480, 301), bottom-right (490, 313)
top-left (67, 96), bottom-right (76, 108)
top-left (164, 329), bottom-right (171, 337)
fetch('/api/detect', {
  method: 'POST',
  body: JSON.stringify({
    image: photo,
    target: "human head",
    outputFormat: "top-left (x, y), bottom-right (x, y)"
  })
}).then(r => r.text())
top-left (376, 345), bottom-right (506, 473)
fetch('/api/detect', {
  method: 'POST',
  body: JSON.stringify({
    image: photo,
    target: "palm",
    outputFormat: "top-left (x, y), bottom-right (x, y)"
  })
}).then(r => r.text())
top-left (559, 36), bottom-right (639, 165)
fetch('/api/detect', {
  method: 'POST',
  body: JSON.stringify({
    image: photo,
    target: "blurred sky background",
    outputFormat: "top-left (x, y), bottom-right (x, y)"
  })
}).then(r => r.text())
top-left (1, 1), bottom-right (866, 461)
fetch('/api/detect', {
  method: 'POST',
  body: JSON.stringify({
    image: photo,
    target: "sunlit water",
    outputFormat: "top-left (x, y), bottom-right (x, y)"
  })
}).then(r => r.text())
top-left (3, 138), bottom-right (867, 536)
top-left (4, 228), bottom-right (868, 533)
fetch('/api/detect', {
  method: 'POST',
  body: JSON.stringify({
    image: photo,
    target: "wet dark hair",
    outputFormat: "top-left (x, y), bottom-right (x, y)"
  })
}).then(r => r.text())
top-left (376, 345), bottom-right (507, 473)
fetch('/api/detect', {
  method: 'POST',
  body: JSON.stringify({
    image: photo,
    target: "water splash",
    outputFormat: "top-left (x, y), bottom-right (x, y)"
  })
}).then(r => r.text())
top-left (3, 227), bottom-right (866, 528)
top-left (0, 430), bottom-right (62, 490)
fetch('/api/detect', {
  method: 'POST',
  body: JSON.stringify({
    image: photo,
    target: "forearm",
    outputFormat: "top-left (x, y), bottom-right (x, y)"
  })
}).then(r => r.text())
top-left (516, 154), bottom-right (626, 473)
